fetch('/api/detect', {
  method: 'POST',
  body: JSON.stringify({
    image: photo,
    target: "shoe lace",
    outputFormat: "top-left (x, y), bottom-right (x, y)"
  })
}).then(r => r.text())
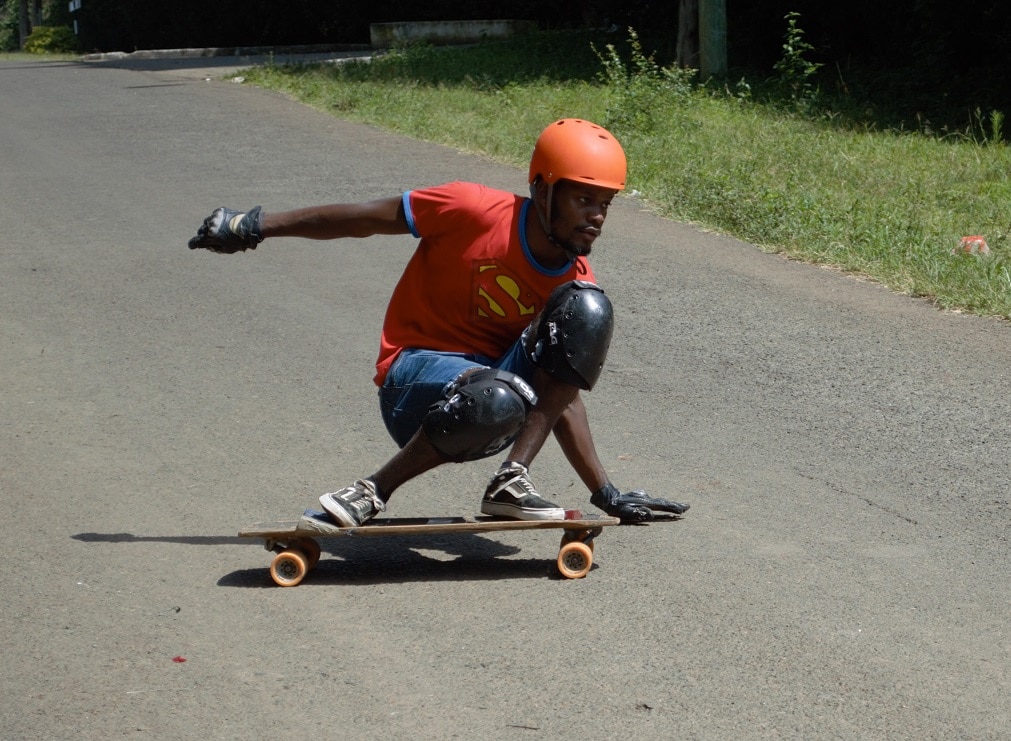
top-left (357, 485), bottom-right (385, 513)
top-left (507, 472), bottom-right (539, 499)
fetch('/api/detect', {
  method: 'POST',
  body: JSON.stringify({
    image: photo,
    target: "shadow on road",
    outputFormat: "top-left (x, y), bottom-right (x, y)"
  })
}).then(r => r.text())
top-left (72, 532), bottom-right (245, 546)
top-left (70, 530), bottom-right (587, 586)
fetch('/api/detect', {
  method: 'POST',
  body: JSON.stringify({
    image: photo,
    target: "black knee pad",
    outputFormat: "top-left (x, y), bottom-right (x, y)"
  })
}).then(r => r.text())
top-left (530, 281), bottom-right (613, 390)
top-left (422, 368), bottom-right (537, 462)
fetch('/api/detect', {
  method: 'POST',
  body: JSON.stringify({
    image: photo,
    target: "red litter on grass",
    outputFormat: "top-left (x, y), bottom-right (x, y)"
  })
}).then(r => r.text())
top-left (956, 236), bottom-right (990, 255)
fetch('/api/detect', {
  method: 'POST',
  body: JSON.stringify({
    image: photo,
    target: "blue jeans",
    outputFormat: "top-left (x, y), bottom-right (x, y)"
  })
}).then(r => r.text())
top-left (379, 338), bottom-right (535, 450)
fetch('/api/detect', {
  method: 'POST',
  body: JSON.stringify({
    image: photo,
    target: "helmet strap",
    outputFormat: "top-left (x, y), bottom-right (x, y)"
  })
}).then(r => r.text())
top-left (530, 179), bottom-right (552, 237)
top-left (530, 179), bottom-right (582, 260)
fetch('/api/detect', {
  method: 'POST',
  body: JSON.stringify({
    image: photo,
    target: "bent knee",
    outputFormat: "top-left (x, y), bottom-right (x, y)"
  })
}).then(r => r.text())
top-left (422, 368), bottom-right (537, 461)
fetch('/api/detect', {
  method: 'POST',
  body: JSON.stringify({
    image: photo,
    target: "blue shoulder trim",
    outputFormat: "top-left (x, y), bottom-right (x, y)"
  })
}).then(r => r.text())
top-left (402, 191), bottom-right (419, 238)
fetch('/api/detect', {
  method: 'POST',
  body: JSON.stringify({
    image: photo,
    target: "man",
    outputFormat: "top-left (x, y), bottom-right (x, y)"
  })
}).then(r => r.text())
top-left (189, 118), bottom-right (688, 526)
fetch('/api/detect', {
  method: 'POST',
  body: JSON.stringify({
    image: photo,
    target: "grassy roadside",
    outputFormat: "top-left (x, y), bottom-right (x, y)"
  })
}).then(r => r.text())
top-left (240, 33), bottom-right (1005, 320)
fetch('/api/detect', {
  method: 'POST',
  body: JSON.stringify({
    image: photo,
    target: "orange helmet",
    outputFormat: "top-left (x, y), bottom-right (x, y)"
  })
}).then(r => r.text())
top-left (528, 119), bottom-right (627, 191)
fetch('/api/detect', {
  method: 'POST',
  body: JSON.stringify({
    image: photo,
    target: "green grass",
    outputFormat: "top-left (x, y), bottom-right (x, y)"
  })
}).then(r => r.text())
top-left (241, 32), bottom-right (1011, 319)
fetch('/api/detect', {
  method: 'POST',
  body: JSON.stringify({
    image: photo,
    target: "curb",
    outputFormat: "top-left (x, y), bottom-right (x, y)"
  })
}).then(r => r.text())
top-left (80, 43), bottom-right (371, 63)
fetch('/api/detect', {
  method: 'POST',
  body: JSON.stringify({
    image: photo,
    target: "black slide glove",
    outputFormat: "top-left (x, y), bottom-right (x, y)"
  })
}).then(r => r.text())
top-left (591, 483), bottom-right (690, 523)
top-left (188, 206), bottom-right (264, 253)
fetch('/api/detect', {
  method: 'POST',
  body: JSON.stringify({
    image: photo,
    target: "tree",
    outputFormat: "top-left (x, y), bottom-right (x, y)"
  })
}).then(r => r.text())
top-left (678, 0), bottom-right (726, 78)
top-left (16, 0), bottom-right (42, 48)
top-left (17, 0), bottom-right (27, 47)
top-left (677, 0), bottom-right (698, 69)
top-left (699, 0), bottom-right (726, 79)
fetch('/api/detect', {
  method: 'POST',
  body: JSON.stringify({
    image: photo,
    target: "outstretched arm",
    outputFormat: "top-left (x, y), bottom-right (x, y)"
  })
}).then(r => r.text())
top-left (262, 198), bottom-right (410, 240)
top-left (188, 196), bottom-right (409, 252)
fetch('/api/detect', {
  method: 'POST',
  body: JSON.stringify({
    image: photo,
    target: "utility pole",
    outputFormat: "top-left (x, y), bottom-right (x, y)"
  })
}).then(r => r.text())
top-left (699, 0), bottom-right (727, 80)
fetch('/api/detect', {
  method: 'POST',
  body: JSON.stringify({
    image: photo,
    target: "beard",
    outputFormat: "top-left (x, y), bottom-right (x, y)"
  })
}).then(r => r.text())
top-left (549, 221), bottom-right (598, 259)
top-left (553, 228), bottom-right (596, 259)
top-left (561, 240), bottom-right (591, 258)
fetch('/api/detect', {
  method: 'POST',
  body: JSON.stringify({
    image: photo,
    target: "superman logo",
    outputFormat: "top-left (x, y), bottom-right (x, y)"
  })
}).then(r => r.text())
top-left (473, 262), bottom-right (537, 321)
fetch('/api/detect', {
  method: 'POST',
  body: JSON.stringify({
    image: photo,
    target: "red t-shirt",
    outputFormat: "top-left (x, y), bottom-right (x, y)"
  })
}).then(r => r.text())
top-left (373, 181), bottom-right (595, 385)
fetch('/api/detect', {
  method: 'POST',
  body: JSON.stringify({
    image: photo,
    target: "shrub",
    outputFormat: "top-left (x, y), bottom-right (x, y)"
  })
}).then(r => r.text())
top-left (593, 27), bottom-right (696, 136)
top-left (772, 12), bottom-right (822, 112)
top-left (23, 26), bottom-right (79, 54)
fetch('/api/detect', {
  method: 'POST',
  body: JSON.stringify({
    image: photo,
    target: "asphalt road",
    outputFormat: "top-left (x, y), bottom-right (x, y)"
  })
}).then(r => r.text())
top-left (1, 55), bottom-right (1008, 739)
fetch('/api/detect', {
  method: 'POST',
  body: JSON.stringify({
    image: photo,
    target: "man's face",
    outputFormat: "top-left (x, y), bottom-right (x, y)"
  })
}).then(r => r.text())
top-left (548, 180), bottom-right (618, 257)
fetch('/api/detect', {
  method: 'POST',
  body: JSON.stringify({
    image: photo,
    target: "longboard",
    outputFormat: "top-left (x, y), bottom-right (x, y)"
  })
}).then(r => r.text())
top-left (239, 509), bottom-right (620, 586)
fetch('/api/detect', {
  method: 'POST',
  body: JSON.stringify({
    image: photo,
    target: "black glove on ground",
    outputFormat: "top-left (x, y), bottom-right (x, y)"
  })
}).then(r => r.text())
top-left (591, 483), bottom-right (690, 523)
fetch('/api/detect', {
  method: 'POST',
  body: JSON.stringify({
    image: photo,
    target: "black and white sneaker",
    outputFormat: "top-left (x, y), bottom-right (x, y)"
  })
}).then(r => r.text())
top-left (481, 462), bottom-right (565, 520)
top-left (319, 479), bottom-right (385, 527)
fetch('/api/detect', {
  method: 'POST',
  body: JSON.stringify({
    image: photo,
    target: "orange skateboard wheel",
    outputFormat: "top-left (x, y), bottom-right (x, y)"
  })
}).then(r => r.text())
top-left (270, 549), bottom-right (309, 587)
top-left (557, 541), bottom-right (593, 579)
